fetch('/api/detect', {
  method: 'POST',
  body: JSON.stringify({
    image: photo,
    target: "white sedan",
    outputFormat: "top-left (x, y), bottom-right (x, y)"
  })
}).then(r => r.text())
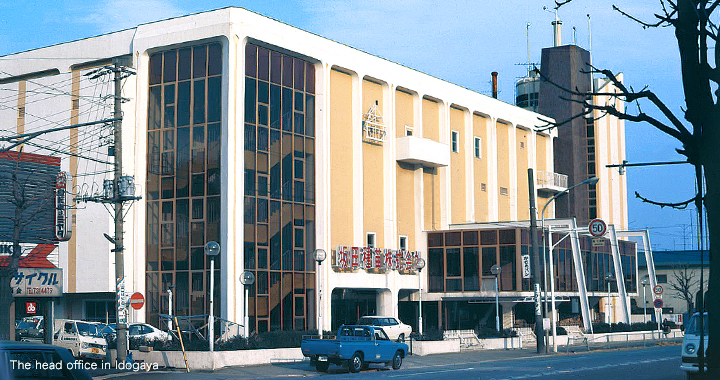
top-left (357, 316), bottom-right (412, 341)
top-left (129, 323), bottom-right (172, 342)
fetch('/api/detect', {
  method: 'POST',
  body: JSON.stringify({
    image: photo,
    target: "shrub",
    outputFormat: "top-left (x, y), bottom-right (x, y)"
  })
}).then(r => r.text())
top-left (611, 323), bottom-right (632, 333)
top-left (592, 322), bottom-right (610, 333)
top-left (415, 328), bottom-right (444, 341)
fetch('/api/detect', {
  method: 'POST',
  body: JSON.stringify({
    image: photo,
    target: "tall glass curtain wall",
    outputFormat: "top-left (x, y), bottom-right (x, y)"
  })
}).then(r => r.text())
top-left (146, 43), bottom-right (223, 328)
top-left (428, 228), bottom-right (637, 294)
top-left (244, 44), bottom-right (316, 333)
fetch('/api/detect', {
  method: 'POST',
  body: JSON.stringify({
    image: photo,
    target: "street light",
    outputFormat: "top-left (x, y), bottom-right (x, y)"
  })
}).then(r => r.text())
top-left (414, 258), bottom-right (426, 336)
top-left (240, 271), bottom-right (255, 338)
top-left (640, 275), bottom-right (650, 324)
top-left (540, 176), bottom-right (598, 352)
top-left (204, 241), bottom-right (220, 352)
top-left (167, 284), bottom-right (175, 331)
top-left (605, 274), bottom-right (615, 324)
top-left (314, 249), bottom-right (327, 338)
top-left (491, 265), bottom-right (502, 332)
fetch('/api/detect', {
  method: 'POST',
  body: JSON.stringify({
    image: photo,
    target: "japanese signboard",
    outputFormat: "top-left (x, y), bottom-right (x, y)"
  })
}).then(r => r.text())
top-left (55, 171), bottom-right (72, 241)
top-left (332, 246), bottom-right (420, 273)
top-left (521, 254), bottom-right (531, 278)
top-left (11, 268), bottom-right (63, 297)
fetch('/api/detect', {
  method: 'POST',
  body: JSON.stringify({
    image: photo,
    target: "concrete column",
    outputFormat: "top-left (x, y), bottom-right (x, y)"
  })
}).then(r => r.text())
top-left (500, 301), bottom-right (515, 330)
top-left (377, 289), bottom-right (397, 317)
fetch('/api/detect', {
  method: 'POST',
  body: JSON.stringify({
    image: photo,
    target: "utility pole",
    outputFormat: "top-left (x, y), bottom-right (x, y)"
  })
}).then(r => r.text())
top-left (528, 168), bottom-right (545, 353)
top-left (113, 59), bottom-right (128, 364)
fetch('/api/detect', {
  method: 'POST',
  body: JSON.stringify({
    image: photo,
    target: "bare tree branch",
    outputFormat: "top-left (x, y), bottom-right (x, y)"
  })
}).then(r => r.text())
top-left (612, 4), bottom-right (677, 28)
top-left (634, 191), bottom-right (697, 209)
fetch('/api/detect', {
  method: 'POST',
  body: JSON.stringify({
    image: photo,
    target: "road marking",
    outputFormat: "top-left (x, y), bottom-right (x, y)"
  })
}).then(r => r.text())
top-left (386, 366), bottom-right (476, 377)
top-left (495, 357), bottom-right (676, 379)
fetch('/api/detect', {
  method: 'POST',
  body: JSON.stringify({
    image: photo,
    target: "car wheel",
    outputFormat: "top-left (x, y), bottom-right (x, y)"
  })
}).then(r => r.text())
top-left (316, 361), bottom-right (330, 372)
top-left (397, 333), bottom-right (405, 342)
top-left (349, 352), bottom-right (364, 373)
top-left (392, 351), bottom-right (403, 370)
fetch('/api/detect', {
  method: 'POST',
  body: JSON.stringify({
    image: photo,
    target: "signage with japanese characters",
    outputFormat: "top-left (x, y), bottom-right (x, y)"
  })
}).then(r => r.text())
top-left (332, 246), bottom-right (420, 273)
top-left (521, 254), bottom-right (531, 278)
top-left (55, 171), bottom-right (72, 241)
top-left (11, 268), bottom-right (63, 297)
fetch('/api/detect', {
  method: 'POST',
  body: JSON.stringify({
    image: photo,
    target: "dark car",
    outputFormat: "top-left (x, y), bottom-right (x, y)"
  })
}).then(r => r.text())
top-left (15, 317), bottom-right (44, 342)
top-left (0, 340), bottom-right (93, 380)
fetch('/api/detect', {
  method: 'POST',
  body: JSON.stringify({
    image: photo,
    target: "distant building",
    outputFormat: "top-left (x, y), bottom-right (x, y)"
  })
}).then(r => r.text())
top-left (516, 25), bottom-right (628, 230)
top-left (632, 250), bottom-right (709, 325)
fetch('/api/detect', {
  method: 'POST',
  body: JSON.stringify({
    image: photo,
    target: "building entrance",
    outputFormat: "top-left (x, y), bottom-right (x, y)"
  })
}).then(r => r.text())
top-left (331, 289), bottom-right (377, 330)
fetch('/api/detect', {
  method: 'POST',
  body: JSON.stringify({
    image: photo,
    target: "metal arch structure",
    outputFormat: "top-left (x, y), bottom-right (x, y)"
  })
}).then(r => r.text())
top-left (615, 230), bottom-right (661, 327)
top-left (607, 225), bottom-right (631, 324)
top-left (542, 218), bottom-right (593, 333)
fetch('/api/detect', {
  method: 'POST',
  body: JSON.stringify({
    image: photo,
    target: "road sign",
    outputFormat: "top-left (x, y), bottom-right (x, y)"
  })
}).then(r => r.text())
top-left (588, 218), bottom-right (607, 237)
top-left (654, 299), bottom-right (663, 308)
top-left (129, 292), bottom-right (145, 310)
top-left (521, 255), bottom-right (531, 279)
top-left (26, 301), bottom-right (37, 315)
top-left (592, 238), bottom-right (605, 247)
top-left (653, 284), bottom-right (663, 295)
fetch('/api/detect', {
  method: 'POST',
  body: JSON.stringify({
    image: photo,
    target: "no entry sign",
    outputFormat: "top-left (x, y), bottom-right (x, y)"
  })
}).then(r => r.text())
top-left (129, 292), bottom-right (145, 310)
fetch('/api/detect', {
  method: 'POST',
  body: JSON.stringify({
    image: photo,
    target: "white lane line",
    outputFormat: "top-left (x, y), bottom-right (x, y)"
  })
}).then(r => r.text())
top-left (386, 366), bottom-right (476, 377)
top-left (497, 357), bottom-right (676, 380)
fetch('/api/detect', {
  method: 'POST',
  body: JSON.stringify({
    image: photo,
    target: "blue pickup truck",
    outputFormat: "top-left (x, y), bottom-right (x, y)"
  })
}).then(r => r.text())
top-left (301, 325), bottom-right (409, 372)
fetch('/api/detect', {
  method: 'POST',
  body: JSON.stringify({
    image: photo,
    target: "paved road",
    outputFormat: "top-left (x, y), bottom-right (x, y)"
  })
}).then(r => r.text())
top-left (92, 344), bottom-right (685, 379)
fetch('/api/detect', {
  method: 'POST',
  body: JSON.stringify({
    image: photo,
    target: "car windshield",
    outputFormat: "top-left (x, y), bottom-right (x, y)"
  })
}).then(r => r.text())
top-left (358, 317), bottom-right (377, 325)
top-left (16, 321), bottom-right (38, 330)
top-left (76, 322), bottom-right (100, 337)
top-left (686, 314), bottom-right (709, 336)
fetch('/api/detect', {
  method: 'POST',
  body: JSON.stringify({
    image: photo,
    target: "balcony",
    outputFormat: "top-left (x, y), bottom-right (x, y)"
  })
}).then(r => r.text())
top-left (536, 170), bottom-right (568, 193)
top-left (396, 136), bottom-right (449, 167)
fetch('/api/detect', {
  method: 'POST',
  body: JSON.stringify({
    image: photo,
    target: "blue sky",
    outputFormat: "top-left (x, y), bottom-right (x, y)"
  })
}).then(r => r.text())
top-left (0, 0), bottom-right (701, 251)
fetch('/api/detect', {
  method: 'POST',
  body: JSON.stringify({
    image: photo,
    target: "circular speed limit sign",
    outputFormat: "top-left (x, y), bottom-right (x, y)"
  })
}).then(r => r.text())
top-left (588, 218), bottom-right (607, 237)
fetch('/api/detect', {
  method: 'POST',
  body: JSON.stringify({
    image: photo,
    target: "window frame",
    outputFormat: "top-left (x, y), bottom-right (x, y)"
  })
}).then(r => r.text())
top-left (474, 137), bottom-right (482, 158)
top-left (451, 130), bottom-right (459, 153)
top-left (367, 232), bottom-right (377, 248)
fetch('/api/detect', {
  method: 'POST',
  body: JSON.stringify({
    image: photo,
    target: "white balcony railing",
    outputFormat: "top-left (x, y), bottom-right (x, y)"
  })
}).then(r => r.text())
top-left (536, 170), bottom-right (568, 193)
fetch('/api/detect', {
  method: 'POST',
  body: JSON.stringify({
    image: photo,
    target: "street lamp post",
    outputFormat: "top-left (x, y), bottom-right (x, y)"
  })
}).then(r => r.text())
top-left (240, 271), bottom-right (255, 338)
top-left (491, 265), bottom-right (502, 332)
top-left (204, 241), bottom-right (220, 352)
top-left (314, 249), bottom-right (327, 338)
top-left (167, 285), bottom-right (175, 331)
top-left (415, 258), bottom-right (426, 336)
top-left (641, 275), bottom-right (650, 324)
top-left (605, 274), bottom-right (615, 324)
top-left (540, 176), bottom-right (598, 352)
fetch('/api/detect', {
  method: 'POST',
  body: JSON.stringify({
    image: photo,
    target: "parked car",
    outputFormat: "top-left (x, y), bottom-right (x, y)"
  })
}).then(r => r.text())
top-left (15, 316), bottom-right (44, 342)
top-left (681, 312), bottom-right (709, 379)
top-left (95, 323), bottom-right (116, 341)
top-left (0, 340), bottom-right (93, 380)
top-left (357, 316), bottom-right (412, 341)
top-left (53, 320), bottom-right (107, 360)
top-left (128, 323), bottom-right (172, 342)
top-left (301, 325), bottom-right (408, 373)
